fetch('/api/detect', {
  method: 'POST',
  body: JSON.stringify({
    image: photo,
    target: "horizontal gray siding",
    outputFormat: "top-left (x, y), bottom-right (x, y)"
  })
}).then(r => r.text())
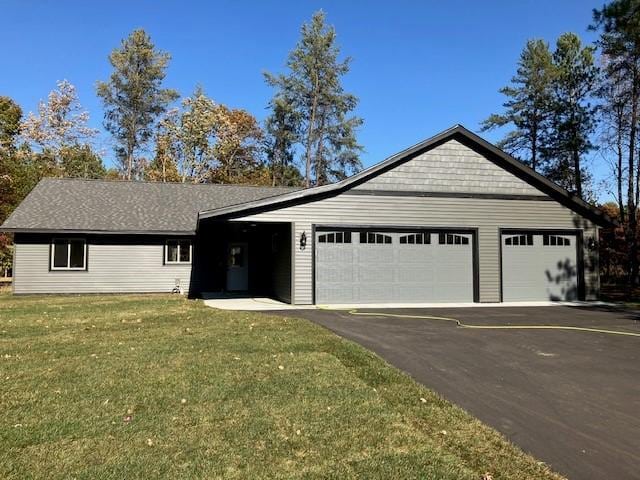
top-left (271, 225), bottom-right (292, 303)
top-left (353, 139), bottom-right (546, 195)
top-left (292, 222), bottom-right (312, 304)
top-left (13, 235), bottom-right (193, 294)
top-left (235, 195), bottom-right (599, 304)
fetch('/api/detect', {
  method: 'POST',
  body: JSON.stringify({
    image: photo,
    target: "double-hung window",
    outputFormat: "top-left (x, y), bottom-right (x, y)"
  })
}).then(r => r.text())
top-left (165, 240), bottom-right (192, 264)
top-left (51, 238), bottom-right (87, 270)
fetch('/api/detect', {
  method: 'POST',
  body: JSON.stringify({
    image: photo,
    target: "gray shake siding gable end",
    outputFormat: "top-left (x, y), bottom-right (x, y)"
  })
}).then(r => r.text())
top-left (2, 125), bottom-right (611, 302)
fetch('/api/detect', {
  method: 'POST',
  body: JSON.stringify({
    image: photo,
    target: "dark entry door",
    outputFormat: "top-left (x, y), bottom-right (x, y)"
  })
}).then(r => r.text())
top-left (226, 243), bottom-right (249, 291)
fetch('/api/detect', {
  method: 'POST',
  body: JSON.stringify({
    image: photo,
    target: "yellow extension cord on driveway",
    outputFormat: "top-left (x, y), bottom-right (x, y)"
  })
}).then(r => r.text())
top-left (337, 309), bottom-right (640, 338)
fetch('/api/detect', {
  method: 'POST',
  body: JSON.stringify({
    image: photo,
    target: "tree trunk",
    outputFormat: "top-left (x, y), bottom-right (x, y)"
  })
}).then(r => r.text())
top-left (126, 151), bottom-right (133, 180)
top-left (627, 69), bottom-right (639, 290)
top-left (617, 118), bottom-right (625, 223)
top-left (573, 148), bottom-right (582, 198)
top-left (126, 119), bottom-right (136, 180)
top-left (531, 111), bottom-right (538, 172)
top-left (315, 111), bottom-right (327, 185)
top-left (531, 131), bottom-right (537, 172)
top-left (304, 75), bottom-right (320, 188)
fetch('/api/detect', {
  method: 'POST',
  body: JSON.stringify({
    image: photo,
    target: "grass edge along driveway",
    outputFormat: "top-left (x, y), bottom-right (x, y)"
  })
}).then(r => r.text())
top-left (0, 294), bottom-right (563, 479)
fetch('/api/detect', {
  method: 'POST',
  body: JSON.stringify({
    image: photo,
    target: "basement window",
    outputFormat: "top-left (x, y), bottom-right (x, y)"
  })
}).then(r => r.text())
top-left (543, 234), bottom-right (571, 246)
top-left (165, 240), bottom-right (192, 264)
top-left (438, 233), bottom-right (470, 245)
top-left (51, 238), bottom-right (87, 270)
top-left (318, 231), bottom-right (352, 244)
top-left (504, 234), bottom-right (533, 246)
top-left (359, 232), bottom-right (392, 244)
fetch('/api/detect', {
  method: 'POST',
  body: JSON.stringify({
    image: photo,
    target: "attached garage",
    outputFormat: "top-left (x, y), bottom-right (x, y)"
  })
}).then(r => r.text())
top-left (144, 125), bottom-right (609, 304)
top-left (315, 228), bottom-right (476, 304)
top-left (501, 230), bottom-right (581, 302)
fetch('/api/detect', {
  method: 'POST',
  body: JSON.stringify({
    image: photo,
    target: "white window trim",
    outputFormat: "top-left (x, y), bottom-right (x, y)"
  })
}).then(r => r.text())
top-left (50, 238), bottom-right (87, 271)
top-left (165, 240), bottom-right (192, 265)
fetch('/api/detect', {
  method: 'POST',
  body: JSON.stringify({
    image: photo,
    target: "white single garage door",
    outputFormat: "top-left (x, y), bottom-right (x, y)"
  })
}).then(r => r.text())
top-left (501, 231), bottom-right (579, 301)
top-left (315, 229), bottom-right (474, 304)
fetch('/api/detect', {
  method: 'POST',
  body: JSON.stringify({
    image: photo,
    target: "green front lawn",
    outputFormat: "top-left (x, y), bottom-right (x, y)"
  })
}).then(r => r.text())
top-left (0, 294), bottom-right (562, 479)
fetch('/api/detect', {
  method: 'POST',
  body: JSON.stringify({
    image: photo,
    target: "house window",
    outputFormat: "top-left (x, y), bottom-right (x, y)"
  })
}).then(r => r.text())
top-left (543, 234), bottom-right (571, 246)
top-left (359, 232), bottom-right (392, 244)
top-left (165, 240), bottom-right (192, 264)
top-left (438, 233), bottom-right (470, 245)
top-left (504, 234), bottom-right (533, 246)
top-left (318, 231), bottom-right (352, 244)
top-left (51, 238), bottom-right (86, 270)
top-left (399, 233), bottom-right (431, 244)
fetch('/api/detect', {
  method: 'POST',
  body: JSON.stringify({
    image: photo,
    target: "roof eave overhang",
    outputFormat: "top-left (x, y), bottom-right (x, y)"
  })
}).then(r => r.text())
top-left (1, 228), bottom-right (196, 236)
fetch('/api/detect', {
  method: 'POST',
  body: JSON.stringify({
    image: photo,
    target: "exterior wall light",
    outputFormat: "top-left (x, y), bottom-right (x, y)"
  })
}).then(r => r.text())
top-left (299, 231), bottom-right (307, 251)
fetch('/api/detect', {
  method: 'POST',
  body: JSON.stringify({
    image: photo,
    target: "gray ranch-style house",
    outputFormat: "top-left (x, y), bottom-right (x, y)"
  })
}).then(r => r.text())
top-left (1, 125), bottom-right (612, 304)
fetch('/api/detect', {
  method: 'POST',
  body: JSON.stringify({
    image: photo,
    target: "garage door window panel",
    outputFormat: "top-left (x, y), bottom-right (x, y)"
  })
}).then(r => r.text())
top-left (438, 233), bottom-right (470, 245)
top-left (504, 234), bottom-right (533, 246)
top-left (360, 232), bottom-right (392, 244)
top-left (318, 231), bottom-right (352, 244)
top-left (399, 233), bottom-right (430, 245)
top-left (543, 234), bottom-right (571, 246)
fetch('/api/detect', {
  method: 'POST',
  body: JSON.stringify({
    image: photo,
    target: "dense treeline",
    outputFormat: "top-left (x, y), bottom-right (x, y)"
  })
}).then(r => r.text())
top-left (1, 3), bottom-right (639, 292)
top-left (0, 11), bottom-right (359, 275)
top-left (483, 0), bottom-right (640, 291)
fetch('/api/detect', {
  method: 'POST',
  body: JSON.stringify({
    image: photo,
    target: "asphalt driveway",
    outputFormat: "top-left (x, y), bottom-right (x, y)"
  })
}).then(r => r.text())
top-left (275, 306), bottom-right (640, 480)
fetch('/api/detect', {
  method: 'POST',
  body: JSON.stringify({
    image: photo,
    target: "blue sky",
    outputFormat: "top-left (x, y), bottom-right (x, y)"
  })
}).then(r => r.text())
top-left (1, 0), bottom-right (610, 198)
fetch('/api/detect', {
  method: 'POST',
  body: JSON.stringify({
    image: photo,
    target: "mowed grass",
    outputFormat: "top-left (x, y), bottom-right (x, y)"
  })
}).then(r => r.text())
top-left (0, 294), bottom-right (563, 480)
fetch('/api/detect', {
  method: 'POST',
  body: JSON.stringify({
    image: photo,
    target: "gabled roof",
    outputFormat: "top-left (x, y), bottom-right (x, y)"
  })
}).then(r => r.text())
top-left (1, 178), bottom-right (298, 234)
top-left (199, 125), bottom-right (615, 227)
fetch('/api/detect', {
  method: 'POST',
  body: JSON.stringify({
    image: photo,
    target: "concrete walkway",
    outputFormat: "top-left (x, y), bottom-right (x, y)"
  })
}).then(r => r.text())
top-left (203, 297), bottom-right (611, 311)
top-left (202, 297), bottom-right (312, 311)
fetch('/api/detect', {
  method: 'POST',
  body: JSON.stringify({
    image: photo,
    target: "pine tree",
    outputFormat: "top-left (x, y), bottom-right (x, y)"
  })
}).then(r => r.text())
top-left (59, 144), bottom-right (106, 179)
top-left (265, 11), bottom-right (363, 187)
top-left (482, 40), bottom-right (554, 172)
top-left (545, 33), bottom-right (599, 198)
top-left (263, 96), bottom-right (300, 186)
top-left (97, 29), bottom-right (178, 180)
top-left (592, 0), bottom-right (640, 287)
top-left (598, 57), bottom-right (632, 223)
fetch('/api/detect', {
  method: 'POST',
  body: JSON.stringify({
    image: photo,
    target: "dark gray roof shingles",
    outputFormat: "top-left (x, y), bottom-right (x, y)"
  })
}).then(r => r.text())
top-left (1, 178), bottom-right (298, 233)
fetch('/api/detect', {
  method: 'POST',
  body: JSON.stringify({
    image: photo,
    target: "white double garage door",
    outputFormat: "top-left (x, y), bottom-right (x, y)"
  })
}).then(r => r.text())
top-left (314, 228), bottom-right (579, 304)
